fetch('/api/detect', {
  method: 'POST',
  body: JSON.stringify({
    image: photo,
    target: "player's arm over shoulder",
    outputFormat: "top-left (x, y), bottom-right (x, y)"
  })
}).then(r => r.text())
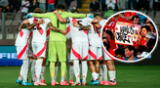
top-left (32, 12), bottom-right (52, 18)
top-left (67, 12), bottom-right (87, 18)
top-left (18, 19), bottom-right (34, 31)
top-left (48, 22), bottom-right (67, 35)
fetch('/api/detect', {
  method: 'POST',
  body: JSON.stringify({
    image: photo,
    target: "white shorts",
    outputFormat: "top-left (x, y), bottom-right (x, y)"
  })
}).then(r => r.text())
top-left (70, 42), bottom-right (89, 61)
top-left (103, 48), bottom-right (112, 61)
top-left (88, 46), bottom-right (102, 60)
top-left (32, 42), bottom-right (46, 58)
top-left (16, 45), bottom-right (29, 60)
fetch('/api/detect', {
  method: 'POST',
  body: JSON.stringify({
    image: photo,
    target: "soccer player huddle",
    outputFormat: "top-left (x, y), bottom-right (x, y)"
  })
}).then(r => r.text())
top-left (15, 4), bottom-right (116, 86)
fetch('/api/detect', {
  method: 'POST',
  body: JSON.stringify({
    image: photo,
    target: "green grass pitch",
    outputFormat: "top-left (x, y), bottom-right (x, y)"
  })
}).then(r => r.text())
top-left (0, 65), bottom-right (160, 88)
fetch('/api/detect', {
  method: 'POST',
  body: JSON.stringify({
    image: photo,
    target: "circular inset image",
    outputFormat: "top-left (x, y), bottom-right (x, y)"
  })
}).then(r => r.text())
top-left (102, 10), bottom-right (159, 63)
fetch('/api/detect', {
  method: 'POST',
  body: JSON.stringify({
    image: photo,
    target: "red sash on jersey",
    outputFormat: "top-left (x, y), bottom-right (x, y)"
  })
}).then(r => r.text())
top-left (17, 42), bottom-right (28, 59)
top-left (33, 18), bottom-right (44, 35)
top-left (71, 48), bottom-right (82, 60)
top-left (28, 32), bottom-right (33, 39)
top-left (88, 50), bottom-right (103, 60)
top-left (19, 29), bottom-right (24, 37)
top-left (88, 50), bottom-right (97, 60)
top-left (83, 55), bottom-right (88, 60)
top-left (83, 30), bottom-right (88, 34)
top-left (34, 41), bottom-right (47, 57)
top-left (38, 28), bottom-right (44, 35)
top-left (98, 56), bottom-right (103, 60)
top-left (66, 26), bottom-right (71, 34)
top-left (72, 48), bottom-right (88, 60)
top-left (46, 28), bottom-right (51, 37)
top-left (17, 30), bottom-right (32, 59)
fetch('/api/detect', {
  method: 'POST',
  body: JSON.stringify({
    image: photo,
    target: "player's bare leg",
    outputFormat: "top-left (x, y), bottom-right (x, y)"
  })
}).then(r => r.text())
top-left (95, 60), bottom-right (100, 73)
top-left (105, 60), bottom-right (117, 85)
top-left (88, 61), bottom-right (100, 85)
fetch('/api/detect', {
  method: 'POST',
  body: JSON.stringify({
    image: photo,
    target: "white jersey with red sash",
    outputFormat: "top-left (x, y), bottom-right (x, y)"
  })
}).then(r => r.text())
top-left (15, 28), bottom-right (32, 59)
top-left (69, 18), bottom-right (89, 61)
top-left (28, 18), bottom-right (50, 43)
top-left (88, 24), bottom-right (103, 60)
top-left (28, 17), bottom-right (50, 58)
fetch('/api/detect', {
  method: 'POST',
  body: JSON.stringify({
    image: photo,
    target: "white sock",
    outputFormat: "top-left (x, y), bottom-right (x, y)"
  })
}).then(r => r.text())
top-left (81, 61), bottom-right (88, 83)
top-left (103, 64), bottom-right (108, 81)
top-left (41, 66), bottom-right (45, 81)
top-left (96, 73), bottom-right (99, 80)
top-left (73, 60), bottom-right (80, 83)
top-left (92, 72), bottom-right (98, 80)
top-left (69, 64), bottom-right (74, 81)
top-left (19, 59), bottom-right (29, 82)
top-left (108, 71), bottom-right (116, 81)
top-left (31, 60), bottom-right (36, 82)
top-left (35, 59), bottom-right (43, 82)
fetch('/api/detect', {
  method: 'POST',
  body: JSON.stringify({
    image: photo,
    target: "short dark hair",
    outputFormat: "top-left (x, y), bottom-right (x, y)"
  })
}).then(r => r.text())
top-left (132, 15), bottom-right (139, 21)
top-left (115, 48), bottom-right (124, 56)
top-left (125, 45), bottom-right (136, 56)
top-left (21, 23), bottom-right (29, 28)
top-left (33, 8), bottom-right (43, 13)
top-left (141, 25), bottom-right (151, 32)
top-left (56, 4), bottom-right (66, 10)
top-left (125, 45), bottom-right (135, 51)
top-left (146, 21), bottom-right (154, 29)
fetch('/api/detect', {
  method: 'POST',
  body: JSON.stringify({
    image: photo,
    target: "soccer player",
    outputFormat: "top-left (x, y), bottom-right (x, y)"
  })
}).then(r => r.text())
top-left (93, 14), bottom-right (109, 85)
top-left (65, 28), bottom-right (74, 85)
top-left (28, 5), bottom-right (87, 86)
top-left (28, 47), bottom-right (36, 83)
top-left (40, 27), bottom-right (51, 84)
top-left (96, 14), bottom-right (117, 85)
top-left (68, 17), bottom-right (91, 85)
top-left (27, 17), bottom-right (51, 86)
top-left (88, 16), bottom-right (103, 85)
top-left (15, 20), bottom-right (33, 86)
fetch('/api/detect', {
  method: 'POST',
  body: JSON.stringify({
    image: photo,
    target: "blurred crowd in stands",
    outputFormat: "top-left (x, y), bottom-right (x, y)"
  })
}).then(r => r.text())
top-left (0, 0), bottom-right (160, 13)
top-left (0, 0), bottom-right (81, 13)
top-left (90, 0), bottom-right (160, 12)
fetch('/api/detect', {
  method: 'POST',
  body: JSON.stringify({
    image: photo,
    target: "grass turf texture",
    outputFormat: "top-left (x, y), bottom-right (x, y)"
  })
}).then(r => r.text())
top-left (0, 65), bottom-right (160, 88)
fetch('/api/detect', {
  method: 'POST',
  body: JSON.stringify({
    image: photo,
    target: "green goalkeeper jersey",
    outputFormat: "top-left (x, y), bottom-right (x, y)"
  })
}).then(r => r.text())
top-left (32, 12), bottom-right (86, 42)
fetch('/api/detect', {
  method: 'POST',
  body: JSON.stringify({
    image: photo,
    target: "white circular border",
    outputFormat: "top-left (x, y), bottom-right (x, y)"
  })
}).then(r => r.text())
top-left (101, 10), bottom-right (159, 63)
